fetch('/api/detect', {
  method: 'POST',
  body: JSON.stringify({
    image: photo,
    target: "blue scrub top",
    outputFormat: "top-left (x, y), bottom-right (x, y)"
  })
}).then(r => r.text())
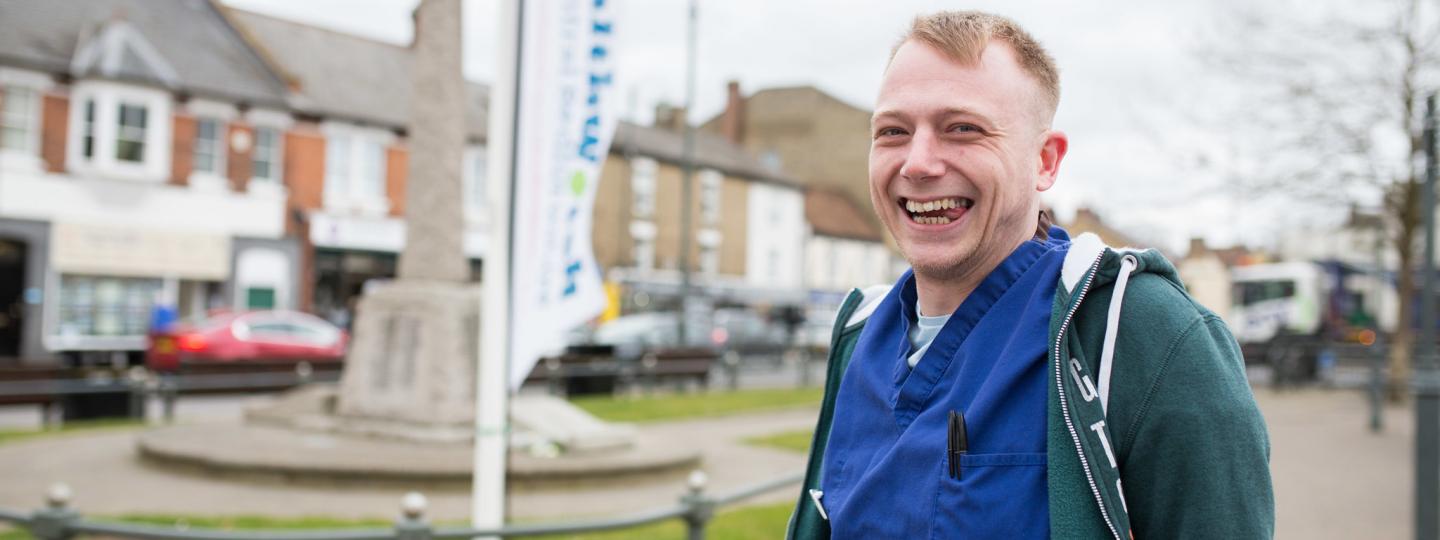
top-left (821, 229), bottom-right (1070, 538)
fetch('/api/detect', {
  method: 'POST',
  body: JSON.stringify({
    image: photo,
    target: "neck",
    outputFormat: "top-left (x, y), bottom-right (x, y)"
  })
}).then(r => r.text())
top-left (914, 225), bottom-right (1037, 317)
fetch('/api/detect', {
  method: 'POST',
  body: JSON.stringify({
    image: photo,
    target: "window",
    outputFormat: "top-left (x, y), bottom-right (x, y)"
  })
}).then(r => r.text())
top-left (67, 84), bottom-right (171, 179)
top-left (325, 135), bottom-right (351, 199)
top-left (0, 86), bottom-right (37, 154)
top-left (631, 158), bottom-right (657, 218)
top-left (700, 245), bottom-right (719, 275)
top-left (630, 221), bottom-right (657, 271)
top-left (700, 169), bottom-right (722, 225)
top-left (324, 130), bottom-right (386, 210)
top-left (635, 236), bottom-right (655, 270)
top-left (115, 103), bottom-right (147, 162)
top-left (81, 100), bottom-right (96, 159)
top-left (193, 118), bottom-right (224, 175)
top-left (1234, 280), bottom-right (1297, 307)
top-left (464, 146), bottom-right (487, 214)
top-left (252, 127), bottom-right (282, 183)
top-left (57, 275), bottom-right (162, 337)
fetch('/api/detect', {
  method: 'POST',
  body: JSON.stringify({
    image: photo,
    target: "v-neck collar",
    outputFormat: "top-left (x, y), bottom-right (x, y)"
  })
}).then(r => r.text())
top-left (888, 236), bottom-right (1058, 428)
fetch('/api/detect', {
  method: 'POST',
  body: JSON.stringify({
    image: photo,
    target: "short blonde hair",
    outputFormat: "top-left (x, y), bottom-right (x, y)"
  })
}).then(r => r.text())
top-left (892, 11), bottom-right (1061, 120)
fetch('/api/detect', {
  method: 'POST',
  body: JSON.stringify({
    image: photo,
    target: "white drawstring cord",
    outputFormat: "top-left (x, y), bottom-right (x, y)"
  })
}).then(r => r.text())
top-left (1098, 254), bottom-right (1138, 415)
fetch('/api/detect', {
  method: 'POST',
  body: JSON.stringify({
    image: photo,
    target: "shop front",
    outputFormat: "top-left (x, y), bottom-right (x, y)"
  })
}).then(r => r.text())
top-left (42, 222), bottom-right (296, 366)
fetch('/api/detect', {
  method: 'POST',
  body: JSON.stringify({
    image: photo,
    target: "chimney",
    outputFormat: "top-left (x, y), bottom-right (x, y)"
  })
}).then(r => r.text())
top-left (1188, 237), bottom-right (1208, 257)
top-left (653, 103), bottom-right (687, 133)
top-left (720, 80), bottom-right (745, 144)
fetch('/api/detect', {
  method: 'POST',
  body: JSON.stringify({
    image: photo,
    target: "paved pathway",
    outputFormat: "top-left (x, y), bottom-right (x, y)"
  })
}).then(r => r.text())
top-left (0, 403), bottom-right (814, 522)
top-left (0, 387), bottom-right (1423, 538)
top-left (1260, 388), bottom-right (1411, 540)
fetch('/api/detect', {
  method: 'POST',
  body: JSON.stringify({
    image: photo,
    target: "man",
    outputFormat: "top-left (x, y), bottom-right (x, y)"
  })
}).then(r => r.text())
top-left (788, 11), bottom-right (1273, 539)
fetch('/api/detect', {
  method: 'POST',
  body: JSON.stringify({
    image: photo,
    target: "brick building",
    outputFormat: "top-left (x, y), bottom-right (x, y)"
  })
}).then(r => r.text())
top-left (225, 8), bottom-right (493, 326)
top-left (701, 82), bottom-right (902, 310)
top-left (599, 111), bottom-right (807, 311)
top-left (0, 1), bottom-right (828, 365)
top-left (0, 0), bottom-right (300, 365)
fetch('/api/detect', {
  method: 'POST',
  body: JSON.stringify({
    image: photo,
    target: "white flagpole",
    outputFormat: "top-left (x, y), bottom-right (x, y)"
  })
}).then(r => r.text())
top-left (475, 0), bottom-right (521, 531)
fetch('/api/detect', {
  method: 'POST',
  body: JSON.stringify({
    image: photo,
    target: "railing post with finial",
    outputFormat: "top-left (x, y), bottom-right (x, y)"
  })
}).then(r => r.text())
top-left (29, 483), bottom-right (78, 540)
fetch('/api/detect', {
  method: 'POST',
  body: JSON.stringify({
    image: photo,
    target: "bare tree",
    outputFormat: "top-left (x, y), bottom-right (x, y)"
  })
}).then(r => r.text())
top-left (1203, 0), bottom-right (1438, 400)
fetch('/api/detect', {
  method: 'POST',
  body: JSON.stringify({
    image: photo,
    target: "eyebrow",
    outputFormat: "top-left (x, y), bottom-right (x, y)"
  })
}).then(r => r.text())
top-left (871, 106), bottom-right (991, 126)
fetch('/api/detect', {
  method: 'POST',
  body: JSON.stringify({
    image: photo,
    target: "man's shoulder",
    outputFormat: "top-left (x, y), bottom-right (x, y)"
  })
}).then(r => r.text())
top-left (1073, 251), bottom-right (1241, 383)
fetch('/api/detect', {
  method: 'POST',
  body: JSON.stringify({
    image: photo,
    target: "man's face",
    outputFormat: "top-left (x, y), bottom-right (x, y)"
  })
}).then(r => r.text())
top-left (869, 40), bottom-right (1063, 282)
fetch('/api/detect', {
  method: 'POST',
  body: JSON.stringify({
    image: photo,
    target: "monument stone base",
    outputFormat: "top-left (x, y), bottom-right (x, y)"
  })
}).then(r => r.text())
top-left (335, 280), bottom-right (482, 438)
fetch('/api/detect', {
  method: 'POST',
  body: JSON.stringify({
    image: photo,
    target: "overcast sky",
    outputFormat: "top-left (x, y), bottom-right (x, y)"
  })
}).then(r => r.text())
top-left (222, 0), bottom-right (1314, 254)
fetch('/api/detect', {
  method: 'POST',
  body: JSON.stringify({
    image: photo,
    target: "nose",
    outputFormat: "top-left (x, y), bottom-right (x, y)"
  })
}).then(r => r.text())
top-left (898, 128), bottom-right (944, 182)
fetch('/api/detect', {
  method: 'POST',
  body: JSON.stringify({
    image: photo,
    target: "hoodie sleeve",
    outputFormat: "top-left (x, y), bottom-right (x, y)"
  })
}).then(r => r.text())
top-left (1116, 314), bottom-right (1275, 539)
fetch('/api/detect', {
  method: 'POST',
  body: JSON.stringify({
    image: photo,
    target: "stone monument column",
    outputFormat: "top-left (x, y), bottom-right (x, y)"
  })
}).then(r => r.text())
top-left (398, 0), bottom-right (467, 283)
top-left (335, 0), bottom-right (482, 438)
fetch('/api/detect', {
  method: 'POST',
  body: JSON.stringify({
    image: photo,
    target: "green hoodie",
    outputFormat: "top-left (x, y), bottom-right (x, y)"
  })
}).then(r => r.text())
top-left (788, 233), bottom-right (1274, 539)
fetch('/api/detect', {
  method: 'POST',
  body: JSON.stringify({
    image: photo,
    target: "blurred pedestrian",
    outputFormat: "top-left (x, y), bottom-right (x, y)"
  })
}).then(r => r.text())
top-left (788, 11), bottom-right (1273, 539)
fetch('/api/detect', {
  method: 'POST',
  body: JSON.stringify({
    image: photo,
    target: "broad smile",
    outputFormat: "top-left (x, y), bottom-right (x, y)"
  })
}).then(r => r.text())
top-left (898, 196), bottom-right (973, 225)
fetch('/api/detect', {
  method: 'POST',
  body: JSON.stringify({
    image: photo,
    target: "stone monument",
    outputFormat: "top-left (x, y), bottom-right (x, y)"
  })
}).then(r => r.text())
top-left (334, 0), bottom-right (481, 439)
top-left (135, 0), bottom-right (698, 488)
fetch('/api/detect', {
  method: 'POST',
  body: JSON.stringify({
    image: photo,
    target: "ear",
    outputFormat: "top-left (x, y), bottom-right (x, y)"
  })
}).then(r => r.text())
top-left (1036, 130), bottom-right (1067, 192)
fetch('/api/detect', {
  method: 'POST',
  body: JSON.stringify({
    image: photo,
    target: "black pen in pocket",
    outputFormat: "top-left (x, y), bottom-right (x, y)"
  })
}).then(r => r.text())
top-left (947, 410), bottom-right (967, 480)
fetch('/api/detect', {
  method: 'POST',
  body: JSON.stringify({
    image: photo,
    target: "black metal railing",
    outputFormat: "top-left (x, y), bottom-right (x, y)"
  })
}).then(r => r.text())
top-left (0, 471), bottom-right (803, 540)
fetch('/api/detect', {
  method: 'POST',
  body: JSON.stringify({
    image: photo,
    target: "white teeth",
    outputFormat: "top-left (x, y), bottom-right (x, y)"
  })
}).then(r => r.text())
top-left (913, 215), bottom-right (952, 225)
top-left (904, 198), bottom-right (971, 219)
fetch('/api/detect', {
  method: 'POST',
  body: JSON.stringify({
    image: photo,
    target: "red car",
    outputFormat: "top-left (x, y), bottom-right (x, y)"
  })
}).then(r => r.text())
top-left (146, 310), bottom-right (349, 372)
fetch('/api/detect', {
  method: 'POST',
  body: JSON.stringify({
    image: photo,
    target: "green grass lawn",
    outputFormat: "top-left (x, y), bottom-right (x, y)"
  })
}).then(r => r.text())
top-left (570, 387), bottom-right (822, 424)
top-left (0, 418), bottom-right (145, 446)
top-left (0, 502), bottom-right (795, 540)
top-left (743, 429), bottom-right (815, 454)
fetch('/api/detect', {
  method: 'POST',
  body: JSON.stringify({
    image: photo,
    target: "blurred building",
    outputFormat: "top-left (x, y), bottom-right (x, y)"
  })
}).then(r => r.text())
top-left (598, 109), bottom-right (807, 311)
top-left (1061, 207), bottom-right (1148, 251)
top-left (701, 82), bottom-right (887, 250)
top-left (1278, 205), bottom-right (1394, 268)
top-left (803, 189), bottom-right (895, 308)
top-left (0, 1), bottom-right (301, 365)
top-left (0, 0), bottom-right (828, 367)
top-left (1177, 238), bottom-right (1234, 320)
top-left (225, 9), bottom-right (492, 327)
top-left (699, 82), bottom-right (903, 313)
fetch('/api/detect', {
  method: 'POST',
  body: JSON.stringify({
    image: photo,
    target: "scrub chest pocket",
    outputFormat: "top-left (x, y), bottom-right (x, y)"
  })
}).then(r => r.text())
top-left (932, 452), bottom-right (1049, 539)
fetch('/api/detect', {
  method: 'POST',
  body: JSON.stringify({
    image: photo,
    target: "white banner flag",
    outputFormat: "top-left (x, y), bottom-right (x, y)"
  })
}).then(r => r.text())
top-left (508, 0), bottom-right (618, 389)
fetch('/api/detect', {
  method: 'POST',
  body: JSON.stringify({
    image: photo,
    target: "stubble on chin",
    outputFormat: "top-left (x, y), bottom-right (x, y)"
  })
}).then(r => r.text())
top-left (903, 240), bottom-right (979, 284)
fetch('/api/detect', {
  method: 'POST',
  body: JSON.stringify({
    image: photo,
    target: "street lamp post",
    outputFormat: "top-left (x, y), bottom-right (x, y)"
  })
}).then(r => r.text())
top-left (677, 0), bottom-right (698, 345)
top-left (1373, 229), bottom-right (1386, 433)
top-left (1417, 92), bottom-right (1439, 540)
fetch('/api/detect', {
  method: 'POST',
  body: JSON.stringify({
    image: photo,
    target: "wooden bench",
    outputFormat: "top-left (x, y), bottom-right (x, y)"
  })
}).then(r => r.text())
top-left (0, 366), bottom-right (143, 423)
top-left (0, 361), bottom-right (346, 424)
top-left (526, 347), bottom-right (719, 396)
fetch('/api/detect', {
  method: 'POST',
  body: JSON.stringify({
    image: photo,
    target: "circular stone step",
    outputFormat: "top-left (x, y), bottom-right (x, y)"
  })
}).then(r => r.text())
top-left (136, 423), bottom-right (702, 491)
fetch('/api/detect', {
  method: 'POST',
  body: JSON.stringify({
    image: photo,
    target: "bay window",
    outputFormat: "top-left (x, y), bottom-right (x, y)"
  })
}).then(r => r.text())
top-left (115, 103), bottom-right (148, 162)
top-left (67, 81), bottom-right (171, 181)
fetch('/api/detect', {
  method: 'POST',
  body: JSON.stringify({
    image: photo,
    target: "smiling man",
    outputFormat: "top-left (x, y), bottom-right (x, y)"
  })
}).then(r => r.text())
top-left (787, 11), bottom-right (1273, 539)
